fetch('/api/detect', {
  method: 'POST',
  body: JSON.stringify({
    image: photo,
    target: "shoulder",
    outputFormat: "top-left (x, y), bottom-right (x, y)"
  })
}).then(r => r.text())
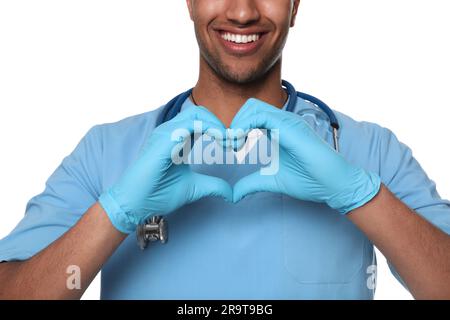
top-left (331, 109), bottom-right (403, 175)
top-left (333, 109), bottom-right (399, 149)
top-left (75, 105), bottom-right (167, 189)
top-left (76, 104), bottom-right (166, 166)
top-left (333, 108), bottom-right (427, 192)
top-left (91, 105), bottom-right (165, 139)
top-left (333, 109), bottom-right (388, 141)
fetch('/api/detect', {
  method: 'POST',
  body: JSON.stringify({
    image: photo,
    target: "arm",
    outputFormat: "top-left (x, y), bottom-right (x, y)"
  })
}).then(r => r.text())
top-left (0, 202), bottom-right (126, 300)
top-left (0, 106), bottom-right (231, 299)
top-left (348, 183), bottom-right (450, 299)
top-left (229, 99), bottom-right (450, 299)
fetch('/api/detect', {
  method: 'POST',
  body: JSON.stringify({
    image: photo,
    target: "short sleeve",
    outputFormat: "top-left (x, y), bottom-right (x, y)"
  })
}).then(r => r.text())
top-left (0, 125), bottom-right (103, 262)
top-left (379, 127), bottom-right (450, 289)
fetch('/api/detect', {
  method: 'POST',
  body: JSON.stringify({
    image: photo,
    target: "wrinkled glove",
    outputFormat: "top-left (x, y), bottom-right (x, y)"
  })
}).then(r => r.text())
top-left (99, 106), bottom-right (232, 234)
top-left (230, 98), bottom-right (381, 214)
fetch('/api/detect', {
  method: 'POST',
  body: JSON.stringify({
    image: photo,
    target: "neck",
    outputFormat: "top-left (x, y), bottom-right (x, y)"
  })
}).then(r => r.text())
top-left (191, 57), bottom-right (287, 128)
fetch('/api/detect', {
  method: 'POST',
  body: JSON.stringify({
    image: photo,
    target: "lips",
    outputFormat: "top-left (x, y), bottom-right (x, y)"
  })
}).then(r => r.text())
top-left (215, 30), bottom-right (268, 56)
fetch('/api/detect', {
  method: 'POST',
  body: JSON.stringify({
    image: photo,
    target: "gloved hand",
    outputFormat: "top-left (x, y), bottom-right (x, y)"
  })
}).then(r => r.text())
top-left (99, 106), bottom-right (232, 234)
top-left (230, 98), bottom-right (381, 214)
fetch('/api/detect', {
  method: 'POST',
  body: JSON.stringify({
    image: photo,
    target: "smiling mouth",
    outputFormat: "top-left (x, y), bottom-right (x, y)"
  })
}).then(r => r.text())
top-left (220, 32), bottom-right (262, 44)
top-left (216, 30), bottom-right (267, 56)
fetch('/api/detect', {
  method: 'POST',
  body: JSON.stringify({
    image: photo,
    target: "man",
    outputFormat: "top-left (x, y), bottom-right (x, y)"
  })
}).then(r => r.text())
top-left (0, 0), bottom-right (449, 299)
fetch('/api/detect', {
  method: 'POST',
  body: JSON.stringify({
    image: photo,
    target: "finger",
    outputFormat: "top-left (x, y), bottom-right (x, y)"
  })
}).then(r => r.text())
top-left (175, 104), bottom-right (225, 129)
top-left (166, 118), bottom-right (225, 157)
top-left (178, 106), bottom-right (251, 151)
top-left (153, 104), bottom-right (226, 139)
top-left (230, 98), bottom-right (285, 133)
top-left (232, 171), bottom-right (279, 203)
top-left (214, 128), bottom-right (248, 151)
top-left (190, 173), bottom-right (233, 203)
top-left (232, 111), bottom-right (293, 151)
top-left (165, 108), bottom-right (227, 144)
top-left (230, 98), bottom-right (281, 129)
top-left (231, 99), bottom-right (296, 131)
top-left (143, 116), bottom-right (227, 159)
top-left (231, 100), bottom-right (314, 151)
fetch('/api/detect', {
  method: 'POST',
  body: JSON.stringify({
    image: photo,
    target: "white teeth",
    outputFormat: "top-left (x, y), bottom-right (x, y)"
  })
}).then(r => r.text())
top-left (221, 32), bottom-right (260, 44)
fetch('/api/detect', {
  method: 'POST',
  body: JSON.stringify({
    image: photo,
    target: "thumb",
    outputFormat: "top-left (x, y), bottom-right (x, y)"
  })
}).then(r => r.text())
top-left (233, 171), bottom-right (279, 203)
top-left (189, 173), bottom-right (233, 203)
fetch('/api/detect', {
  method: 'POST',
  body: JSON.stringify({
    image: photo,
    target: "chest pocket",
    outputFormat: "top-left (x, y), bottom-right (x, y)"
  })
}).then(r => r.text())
top-left (282, 196), bottom-right (366, 284)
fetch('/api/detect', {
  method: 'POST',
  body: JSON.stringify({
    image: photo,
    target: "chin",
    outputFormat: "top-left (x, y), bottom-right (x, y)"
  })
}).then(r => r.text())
top-left (219, 66), bottom-right (265, 84)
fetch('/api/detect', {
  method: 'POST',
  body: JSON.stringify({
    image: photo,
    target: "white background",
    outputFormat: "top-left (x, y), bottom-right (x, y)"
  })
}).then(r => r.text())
top-left (1, 0), bottom-right (449, 300)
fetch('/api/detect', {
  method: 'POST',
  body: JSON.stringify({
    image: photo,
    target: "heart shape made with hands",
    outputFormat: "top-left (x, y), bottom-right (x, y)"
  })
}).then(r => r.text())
top-left (181, 96), bottom-right (377, 213)
top-left (101, 97), bottom-right (376, 235)
top-left (180, 100), bottom-right (270, 162)
top-left (179, 98), bottom-right (303, 203)
top-left (102, 97), bottom-right (379, 235)
top-left (181, 99), bottom-right (279, 167)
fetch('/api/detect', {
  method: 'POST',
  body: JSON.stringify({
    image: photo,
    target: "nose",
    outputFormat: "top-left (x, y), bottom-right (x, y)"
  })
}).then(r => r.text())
top-left (225, 0), bottom-right (260, 25)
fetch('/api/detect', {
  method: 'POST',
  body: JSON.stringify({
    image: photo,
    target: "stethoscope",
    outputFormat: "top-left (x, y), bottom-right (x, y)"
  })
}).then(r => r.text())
top-left (137, 80), bottom-right (340, 250)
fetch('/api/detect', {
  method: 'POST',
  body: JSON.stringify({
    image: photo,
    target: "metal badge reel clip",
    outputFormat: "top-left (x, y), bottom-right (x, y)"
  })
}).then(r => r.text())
top-left (136, 216), bottom-right (168, 250)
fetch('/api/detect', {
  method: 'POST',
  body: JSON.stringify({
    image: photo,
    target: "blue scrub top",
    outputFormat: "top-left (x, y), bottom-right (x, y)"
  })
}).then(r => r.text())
top-left (1, 94), bottom-right (449, 299)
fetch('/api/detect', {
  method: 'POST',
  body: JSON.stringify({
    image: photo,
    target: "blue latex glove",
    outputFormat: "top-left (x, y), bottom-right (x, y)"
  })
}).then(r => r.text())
top-left (99, 106), bottom-right (232, 234)
top-left (230, 98), bottom-right (381, 214)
